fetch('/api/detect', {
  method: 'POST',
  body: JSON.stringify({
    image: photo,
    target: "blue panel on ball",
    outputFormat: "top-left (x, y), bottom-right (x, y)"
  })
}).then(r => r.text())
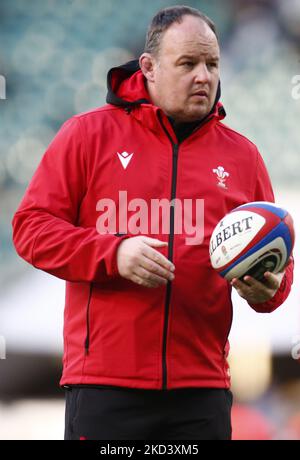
top-left (235, 202), bottom-right (287, 219)
top-left (220, 221), bottom-right (292, 277)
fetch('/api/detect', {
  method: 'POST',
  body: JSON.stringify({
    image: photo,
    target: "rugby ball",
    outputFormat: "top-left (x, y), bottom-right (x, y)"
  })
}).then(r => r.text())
top-left (209, 201), bottom-right (294, 281)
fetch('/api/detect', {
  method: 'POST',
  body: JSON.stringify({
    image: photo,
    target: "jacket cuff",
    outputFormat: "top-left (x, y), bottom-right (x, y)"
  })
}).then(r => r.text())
top-left (107, 233), bottom-right (131, 278)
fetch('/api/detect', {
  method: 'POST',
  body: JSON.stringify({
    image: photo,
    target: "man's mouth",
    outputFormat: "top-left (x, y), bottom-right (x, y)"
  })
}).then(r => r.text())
top-left (192, 90), bottom-right (208, 98)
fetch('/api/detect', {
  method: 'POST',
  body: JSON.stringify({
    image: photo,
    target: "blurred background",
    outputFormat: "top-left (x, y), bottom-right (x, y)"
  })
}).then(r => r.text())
top-left (0, 0), bottom-right (299, 440)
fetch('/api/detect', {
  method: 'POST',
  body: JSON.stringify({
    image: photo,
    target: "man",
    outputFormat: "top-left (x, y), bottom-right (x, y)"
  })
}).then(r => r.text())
top-left (12, 6), bottom-right (293, 440)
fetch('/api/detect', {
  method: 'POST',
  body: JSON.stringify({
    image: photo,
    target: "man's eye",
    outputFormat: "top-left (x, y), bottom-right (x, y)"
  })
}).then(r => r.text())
top-left (207, 62), bottom-right (218, 69)
top-left (181, 62), bottom-right (194, 67)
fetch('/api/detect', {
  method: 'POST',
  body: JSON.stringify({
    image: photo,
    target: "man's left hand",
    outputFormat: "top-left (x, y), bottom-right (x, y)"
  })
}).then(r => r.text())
top-left (231, 271), bottom-right (285, 304)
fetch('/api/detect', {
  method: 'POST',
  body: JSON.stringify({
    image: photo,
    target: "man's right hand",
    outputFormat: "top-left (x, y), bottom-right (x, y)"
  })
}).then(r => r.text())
top-left (117, 236), bottom-right (175, 288)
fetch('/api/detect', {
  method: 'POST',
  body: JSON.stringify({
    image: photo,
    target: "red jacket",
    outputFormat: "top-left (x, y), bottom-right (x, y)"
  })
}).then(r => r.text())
top-left (12, 61), bottom-right (293, 390)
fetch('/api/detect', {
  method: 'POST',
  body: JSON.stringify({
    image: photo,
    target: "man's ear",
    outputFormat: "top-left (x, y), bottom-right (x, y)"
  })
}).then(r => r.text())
top-left (139, 53), bottom-right (156, 83)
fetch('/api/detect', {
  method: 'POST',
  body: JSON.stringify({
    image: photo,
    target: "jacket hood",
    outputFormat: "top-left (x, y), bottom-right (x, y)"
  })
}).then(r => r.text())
top-left (106, 59), bottom-right (225, 120)
top-left (106, 60), bottom-right (150, 107)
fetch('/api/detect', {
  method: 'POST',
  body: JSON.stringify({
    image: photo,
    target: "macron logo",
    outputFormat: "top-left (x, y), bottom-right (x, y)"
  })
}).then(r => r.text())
top-left (117, 151), bottom-right (134, 170)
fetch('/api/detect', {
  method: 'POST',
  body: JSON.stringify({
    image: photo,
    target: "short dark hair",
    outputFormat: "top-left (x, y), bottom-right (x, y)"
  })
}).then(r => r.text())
top-left (144, 5), bottom-right (218, 56)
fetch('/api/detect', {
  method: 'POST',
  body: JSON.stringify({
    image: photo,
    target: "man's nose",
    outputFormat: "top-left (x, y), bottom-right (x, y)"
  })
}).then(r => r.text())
top-left (194, 63), bottom-right (211, 83)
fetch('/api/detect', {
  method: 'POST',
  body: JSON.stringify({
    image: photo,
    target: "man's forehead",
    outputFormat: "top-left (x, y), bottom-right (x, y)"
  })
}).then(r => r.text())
top-left (161, 37), bottom-right (220, 60)
top-left (173, 41), bottom-right (219, 59)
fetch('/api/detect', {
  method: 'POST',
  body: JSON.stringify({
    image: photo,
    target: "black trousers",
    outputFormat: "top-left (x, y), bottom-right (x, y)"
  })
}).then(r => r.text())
top-left (64, 386), bottom-right (232, 440)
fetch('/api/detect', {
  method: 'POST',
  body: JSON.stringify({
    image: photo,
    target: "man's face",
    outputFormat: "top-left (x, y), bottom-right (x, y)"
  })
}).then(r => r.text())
top-left (150, 15), bottom-right (220, 123)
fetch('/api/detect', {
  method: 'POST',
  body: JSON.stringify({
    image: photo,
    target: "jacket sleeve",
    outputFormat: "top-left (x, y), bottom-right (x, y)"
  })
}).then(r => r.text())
top-left (12, 117), bottom-right (128, 283)
top-left (247, 149), bottom-right (294, 313)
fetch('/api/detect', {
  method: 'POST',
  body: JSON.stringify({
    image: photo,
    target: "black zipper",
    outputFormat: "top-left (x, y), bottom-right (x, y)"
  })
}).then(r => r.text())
top-left (84, 283), bottom-right (93, 355)
top-left (158, 113), bottom-right (179, 389)
top-left (162, 143), bottom-right (178, 389)
top-left (158, 111), bottom-right (219, 388)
